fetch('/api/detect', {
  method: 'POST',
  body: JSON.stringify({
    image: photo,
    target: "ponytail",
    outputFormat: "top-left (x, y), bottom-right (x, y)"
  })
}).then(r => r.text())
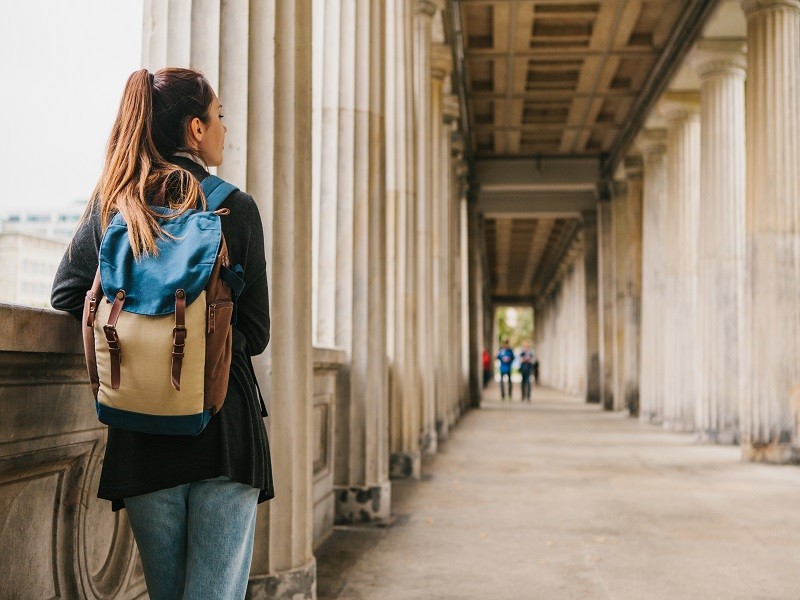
top-left (85, 68), bottom-right (210, 258)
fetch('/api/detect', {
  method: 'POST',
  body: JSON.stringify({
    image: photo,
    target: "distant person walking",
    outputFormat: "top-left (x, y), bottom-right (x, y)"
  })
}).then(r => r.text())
top-left (497, 339), bottom-right (515, 400)
top-left (519, 341), bottom-right (534, 402)
top-left (532, 349), bottom-right (540, 386)
top-left (482, 348), bottom-right (492, 388)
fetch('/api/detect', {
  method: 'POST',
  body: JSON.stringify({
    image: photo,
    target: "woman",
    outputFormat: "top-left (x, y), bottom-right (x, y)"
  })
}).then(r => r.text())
top-left (51, 68), bottom-right (272, 599)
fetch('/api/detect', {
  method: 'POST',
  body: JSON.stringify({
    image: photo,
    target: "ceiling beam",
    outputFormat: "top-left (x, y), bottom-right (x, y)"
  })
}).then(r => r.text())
top-left (602, 0), bottom-right (719, 177)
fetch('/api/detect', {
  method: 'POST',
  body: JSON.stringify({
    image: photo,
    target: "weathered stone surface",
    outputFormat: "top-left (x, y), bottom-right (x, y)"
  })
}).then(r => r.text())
top-left (0, 305), bottom-right (146, 600)
top-left (247, 559), bottom-right (316, 600)
top-left (334, 481), bottom-right (392, 525)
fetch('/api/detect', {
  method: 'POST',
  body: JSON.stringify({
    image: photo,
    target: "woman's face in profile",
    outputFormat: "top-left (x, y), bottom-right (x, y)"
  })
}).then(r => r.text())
top-left (195, 92), bottom-right (227, 167)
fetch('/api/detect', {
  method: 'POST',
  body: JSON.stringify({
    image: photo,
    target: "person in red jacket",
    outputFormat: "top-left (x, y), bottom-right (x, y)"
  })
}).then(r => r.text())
top-left (482, 348), bottom-right (492, 388)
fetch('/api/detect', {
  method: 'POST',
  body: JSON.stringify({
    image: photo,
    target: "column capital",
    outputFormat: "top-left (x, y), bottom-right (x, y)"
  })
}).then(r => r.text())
top-left (636, 128), bottom-right (667, 157)
top-left (691, 39), bottom-right (747, 79)
top-left (416, 0), bottom-right (438, 18)
top-left (659, 92), bottom-right (701, 124)
top-left (742, 0), bottom-right (800, 17)
top-left (624, 155), bottom-right (643, 181)
top-left (432, 44), bottom-right (453, 81)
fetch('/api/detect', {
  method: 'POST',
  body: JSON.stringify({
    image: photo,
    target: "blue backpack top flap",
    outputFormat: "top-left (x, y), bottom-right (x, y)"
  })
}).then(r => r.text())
top-left (98, 175), bottom-right (238, 316)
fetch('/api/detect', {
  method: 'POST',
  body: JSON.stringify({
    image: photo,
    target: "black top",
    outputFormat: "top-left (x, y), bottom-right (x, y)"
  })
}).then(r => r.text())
top-left (51, 157), bottom-right (274, 511)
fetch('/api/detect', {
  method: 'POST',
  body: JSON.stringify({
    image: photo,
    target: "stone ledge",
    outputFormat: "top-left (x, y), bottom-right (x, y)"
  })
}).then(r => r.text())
top-left (0, 303), bottom-right (82, 354)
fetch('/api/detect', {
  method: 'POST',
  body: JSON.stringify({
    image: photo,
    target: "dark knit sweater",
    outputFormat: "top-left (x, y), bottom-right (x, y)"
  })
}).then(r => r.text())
top-left (51, 157), bottom-right (274, 511)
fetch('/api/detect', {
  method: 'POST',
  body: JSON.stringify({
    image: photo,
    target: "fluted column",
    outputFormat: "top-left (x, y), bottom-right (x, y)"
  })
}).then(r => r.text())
top-left (583, 210), bottom-right (601, 403)
top-left (414, 0), bottom-right (438, 454)
top-left (597, 190), bottom-right (615, 410)
top-left (387, 0), bottom-right (421, 479)
top-left (741, 0), bottom-right (800, 462)
top-left (638, 130), bottom-right (668, 425)
top-left (431, 44), bottom-right (452, 441)
top-left (332, 0), bottom-right (390, 524)
top-left (311, 0), bottom-right (341, 347)
top-left (693, 41), bottom-right (747, 444)
top-left (623, 156), bottom-right (644, 416)
top-left (247, 0), bottom-right (315, 595)
top-left (611, 178), bottom-right (627, 411)
top-left (662, 100), bottom-right (701, 432)
top-left (468, 198), bottom-right (485, 407)
top-left (144, 3), bottom-right (316, 595)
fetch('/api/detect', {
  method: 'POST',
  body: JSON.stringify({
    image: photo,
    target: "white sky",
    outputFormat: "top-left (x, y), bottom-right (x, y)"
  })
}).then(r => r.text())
top-left (0, 1), bottom-right (143, 212)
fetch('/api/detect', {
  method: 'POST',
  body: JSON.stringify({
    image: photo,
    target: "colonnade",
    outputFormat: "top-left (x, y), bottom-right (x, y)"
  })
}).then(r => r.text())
top-left (143, 0), bottom-right (471, 595)
top-left (534, 0), bottom-right (800, 464)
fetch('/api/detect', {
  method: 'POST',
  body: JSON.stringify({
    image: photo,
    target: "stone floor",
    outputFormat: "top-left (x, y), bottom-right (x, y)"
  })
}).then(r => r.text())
top-left (316, 386), bottom-right (800, 599)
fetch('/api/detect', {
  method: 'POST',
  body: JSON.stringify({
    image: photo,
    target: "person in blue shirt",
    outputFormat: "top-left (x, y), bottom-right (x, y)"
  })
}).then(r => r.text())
top-left (518, 341), bottom-right (535, 402)
top-left (496, 339), bottom-right (515, 400)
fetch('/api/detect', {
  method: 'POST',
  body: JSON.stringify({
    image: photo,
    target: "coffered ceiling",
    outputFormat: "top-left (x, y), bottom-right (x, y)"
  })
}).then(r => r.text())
top-left (459, 0), bottom-right (690, 158)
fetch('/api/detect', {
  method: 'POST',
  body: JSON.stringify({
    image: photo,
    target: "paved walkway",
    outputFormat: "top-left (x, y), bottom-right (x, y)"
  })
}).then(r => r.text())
top-left (316, 387), bottom-right (800, 600)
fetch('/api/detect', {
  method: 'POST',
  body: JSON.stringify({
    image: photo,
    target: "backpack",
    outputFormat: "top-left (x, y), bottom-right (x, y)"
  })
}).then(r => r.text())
top-left (82, 175), bottom-right (245, 436)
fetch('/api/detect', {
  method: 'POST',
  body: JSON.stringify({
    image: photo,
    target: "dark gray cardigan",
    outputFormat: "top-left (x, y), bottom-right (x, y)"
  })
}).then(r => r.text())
top-left (51, 157), bottom-right (274, 510)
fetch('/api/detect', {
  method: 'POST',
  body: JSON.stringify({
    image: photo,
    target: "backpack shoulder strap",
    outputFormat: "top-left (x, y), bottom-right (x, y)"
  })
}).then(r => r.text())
top-left (201, 175), bottom-right (239, 211)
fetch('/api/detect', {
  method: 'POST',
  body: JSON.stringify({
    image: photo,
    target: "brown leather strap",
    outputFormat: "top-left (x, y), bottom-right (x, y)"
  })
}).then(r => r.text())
top-left (103, 290), bottom-right (125, 390)
top-left (86, 269), bottom-right (102, 327)
top-left (171, 289), bottom-right (187, 391)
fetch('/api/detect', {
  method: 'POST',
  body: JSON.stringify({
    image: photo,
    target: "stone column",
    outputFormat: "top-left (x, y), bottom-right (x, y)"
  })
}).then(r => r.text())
top-left (662, 99), bottom-right (701, 432)
top-left (311, 0), bottom-right (341, 347)
top-left (583, 210), bottom-right (601, 403)
top-left (623, 156), bottom-right (644, 416)
top-left (638, 130), bottom-right (668, 425)
top-left (431, 44), bottom-right (452, 441)
top-left (468, 197), bottom-right (485, 408)
top-left (459, 182), bottom-right (471, 413)
top-left (693, 41), bottom-right (747, 444)
top-left (414, 0), bottom-right (438, 454)
top-left (144, 3), bottom-right (316, 595)
top-left (246, 0), bottom-right (316, 596)
top-left (332, 0), bottom-right (391, 524)
top-left (387, 0), bottom-right (421, 479)
top-left (597, 190), bottom-right (616, 410)
top-left (741, 0), bottom-right (800, 462)
top-left (611, 178), bottom-right (627, 411)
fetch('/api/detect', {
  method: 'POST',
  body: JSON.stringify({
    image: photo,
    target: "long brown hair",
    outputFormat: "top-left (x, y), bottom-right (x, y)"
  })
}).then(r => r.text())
top-left (86, 68), bottom-right (216, 257)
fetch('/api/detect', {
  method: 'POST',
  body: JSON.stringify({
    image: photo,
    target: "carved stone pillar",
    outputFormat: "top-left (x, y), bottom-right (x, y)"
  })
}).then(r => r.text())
top-left (693, 41), bottom-right (747, 444)
top-left (583, 211), bottom-right (601, 404)
top-left (414, 0), bottom-right (438, 454)
top-left (246, 1), bottom-right (316, 596)
top-left (387, 0), bottom-right (421, 479)
top-left (623, 157), bottom-right (644, 416)
top-left (662, 99), bottom-right (701, 432)
top-left (611, 178), bottom-right (627, 411)
top-left (741, 0), bottom-right (800, 462)
top-left (638, 130), bottom-right (668, 425)
top-left (597, 190), bottom-right (615, 410)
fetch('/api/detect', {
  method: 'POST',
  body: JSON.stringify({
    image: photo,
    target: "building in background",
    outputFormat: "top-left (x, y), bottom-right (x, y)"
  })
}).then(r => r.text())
top-left (0, 200), bottom-right (84, 307)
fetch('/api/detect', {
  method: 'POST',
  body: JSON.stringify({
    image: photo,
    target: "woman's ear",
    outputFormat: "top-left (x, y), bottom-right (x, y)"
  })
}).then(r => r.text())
top-left (186, 116), bottom-right (205, 148)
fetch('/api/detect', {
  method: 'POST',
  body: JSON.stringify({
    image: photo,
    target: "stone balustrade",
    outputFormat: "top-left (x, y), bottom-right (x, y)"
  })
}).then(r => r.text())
top-left (0, 302), bottom-right (346, 599)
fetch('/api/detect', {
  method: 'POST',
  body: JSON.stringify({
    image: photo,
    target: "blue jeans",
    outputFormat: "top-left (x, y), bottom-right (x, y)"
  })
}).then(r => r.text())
top-left (125, 476), bottom-right (259, 600)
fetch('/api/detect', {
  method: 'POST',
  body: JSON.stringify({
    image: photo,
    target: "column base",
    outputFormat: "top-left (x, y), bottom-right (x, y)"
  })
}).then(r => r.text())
top-left (334, 480), bottom-right (391, 524)
top-left (639, 411), bottom-right (663, 426)
top-left (436, 418), bottom-right (449, 442)
top-left (625, 389), bottom-right (640, 416)
top-left (663, 420), bottom-right (695, 433)
top-left (390, 451), bottom-right (421, 479)
top-left (247, 559), bottom-right (316, 600)
top-left (697, 429), bottom-right (739, 445)
top-left (742, 441), bottom-right (800, 464)
top-left (420, 428), bottom-right (438, 455)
